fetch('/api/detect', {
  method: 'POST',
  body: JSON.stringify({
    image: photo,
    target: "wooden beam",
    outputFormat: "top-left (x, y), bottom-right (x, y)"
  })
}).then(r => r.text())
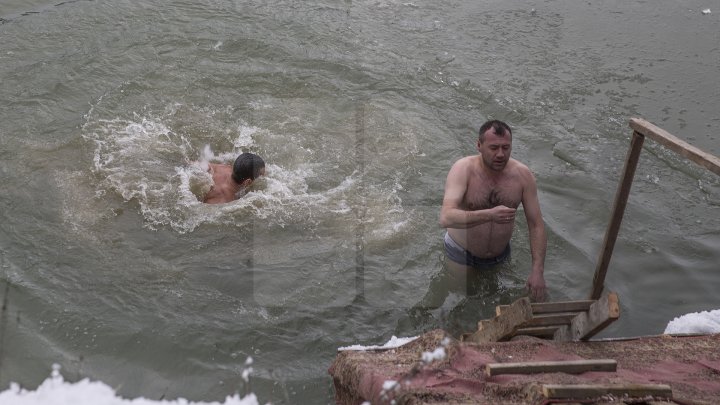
top-left (530, 300), bottom-right (595, 314)
top-left (496, 300), bottom-right (594, 316)
top-left (589, 131), bottom-right (644, 300)
top-left (523, 312), bottom-right (580, 327)
top-left (630, 117), bottom-right (720, 176)
top-left (514, 326), bottom-right (560, 338)
top-left (554, 292), bottom-right (620, 341)
top-left (554, 324), bottom-right (572, 342)
top-left (463, 297), bottom-right (532, 343)
top-left (486, 359), bottom-right (617, 376)
top-left (542, 383), bottom-right (672, 399)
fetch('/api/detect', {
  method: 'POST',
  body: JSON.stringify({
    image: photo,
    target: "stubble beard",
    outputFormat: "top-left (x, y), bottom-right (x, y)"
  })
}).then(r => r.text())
top-left (484, 155), bottom-right (508, 172)
top-left (493, 160), bottom-right (508, 171)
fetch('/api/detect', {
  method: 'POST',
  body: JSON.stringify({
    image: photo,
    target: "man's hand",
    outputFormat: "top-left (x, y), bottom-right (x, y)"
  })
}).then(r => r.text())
top-left (526, 271), bottom-right (546, 302)
top-left (490, 205), bottom-right (516, 224)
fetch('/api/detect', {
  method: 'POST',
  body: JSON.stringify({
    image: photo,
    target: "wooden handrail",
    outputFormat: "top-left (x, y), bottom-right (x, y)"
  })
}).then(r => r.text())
top-left (629, 117), bottom-right (720, 176)
top-left (589, 118), bottom-right (720, 299)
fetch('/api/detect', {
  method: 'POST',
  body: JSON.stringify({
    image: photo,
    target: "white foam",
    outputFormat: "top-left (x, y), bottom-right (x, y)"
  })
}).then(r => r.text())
top-left (0, 366), bottom-right (259, 405)
top-left (233, 125), bottom-right (259, 150)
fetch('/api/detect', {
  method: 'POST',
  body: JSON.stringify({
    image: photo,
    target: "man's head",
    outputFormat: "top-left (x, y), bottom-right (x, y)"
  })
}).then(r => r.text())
top-left (232, 152), bottom-right (266, 185)
top-left (477, 120), bottom-right (512, 172)
top-left (478, 120), bottom-right (512, 143)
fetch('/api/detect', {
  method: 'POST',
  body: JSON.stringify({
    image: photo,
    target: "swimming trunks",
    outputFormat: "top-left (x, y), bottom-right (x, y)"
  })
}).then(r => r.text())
top-left (444, 232), bottom-right (510, 268)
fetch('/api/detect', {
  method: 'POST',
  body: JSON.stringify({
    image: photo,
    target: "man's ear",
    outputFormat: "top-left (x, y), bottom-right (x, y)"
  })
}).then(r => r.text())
top-left (476, 139), bottom-right (483, 152)
top-left (241, 178), bottom-right (253, 188)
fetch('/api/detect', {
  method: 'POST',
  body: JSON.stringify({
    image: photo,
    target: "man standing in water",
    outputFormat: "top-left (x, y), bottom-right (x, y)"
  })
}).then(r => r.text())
top-left (439, 120), bottom-right (547, 301)
top-left (203, 152), bottom-right (266, 204)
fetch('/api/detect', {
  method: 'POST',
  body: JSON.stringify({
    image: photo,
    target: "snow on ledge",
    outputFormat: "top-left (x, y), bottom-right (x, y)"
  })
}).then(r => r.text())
top-left (664, 309), bottom-right (720, 334)
top-left (338, 335), bottom-right (419, 351)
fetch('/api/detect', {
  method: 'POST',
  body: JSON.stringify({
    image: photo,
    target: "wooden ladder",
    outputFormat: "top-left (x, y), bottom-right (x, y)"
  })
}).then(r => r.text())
top-left (461, 291), bottom-right (620, 343)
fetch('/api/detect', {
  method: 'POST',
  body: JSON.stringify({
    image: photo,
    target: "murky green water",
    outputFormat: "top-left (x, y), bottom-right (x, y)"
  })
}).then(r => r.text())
top-left (1, 0), bottom-right (718, 403)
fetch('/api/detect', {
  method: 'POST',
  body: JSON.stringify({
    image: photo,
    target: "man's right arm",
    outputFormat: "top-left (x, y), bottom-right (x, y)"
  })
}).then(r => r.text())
top-left (440, 158), bottom-right (504, 229)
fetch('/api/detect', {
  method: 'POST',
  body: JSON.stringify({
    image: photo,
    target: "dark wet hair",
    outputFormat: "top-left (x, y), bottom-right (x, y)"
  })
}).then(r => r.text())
top-left (478, 120), bottom-right (512, 142)
top-left (232, 152), bottom-right (265, 183)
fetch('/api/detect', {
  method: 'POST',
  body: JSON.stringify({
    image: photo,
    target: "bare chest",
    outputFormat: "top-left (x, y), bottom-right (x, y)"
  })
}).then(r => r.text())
top-left (464, 175), bottom-right (522, 210)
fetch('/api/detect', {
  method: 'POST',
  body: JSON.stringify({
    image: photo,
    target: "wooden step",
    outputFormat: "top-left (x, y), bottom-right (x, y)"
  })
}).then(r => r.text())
top-left (542, 383), bottom-right (672, 400)
top-left (486, 359), bottom-right (617, 376)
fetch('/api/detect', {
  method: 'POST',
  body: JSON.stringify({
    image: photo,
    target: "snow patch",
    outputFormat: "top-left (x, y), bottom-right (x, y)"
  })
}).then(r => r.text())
top-left (337, 335), bottom-right (418, 351)
top-left (664, 309), bottom-right (720, 334)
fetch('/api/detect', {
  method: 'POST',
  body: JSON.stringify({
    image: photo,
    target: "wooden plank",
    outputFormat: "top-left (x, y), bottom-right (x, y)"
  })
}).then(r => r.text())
top-left (630, 117), bottom-right (720, 176)
top-left (495, 304), bottom-right (503, 317)
top-left (530, 300), bottom-right (594, 314)
top-left (555, 292), bottom-right (620, 341)
top-left (495, 310), bottom-right (576, 328)
top-left (497, 300), bottom-right (594, 316)
top-left (554, 324), bottom-right (572, 342)
top-left (486, 359), bottom-right (617, 376)
top-left (555, 295), bottom-right (613, 341)
top-left (542, 383), bottom-right (672, 399)
top-left (463, 297), bottom-right (532, 343)
top-left (580, 291), bottom-right (620, 340)
top-left (514, 326), bottom-right (559, 338)
top-left (523, 312), bottom-right (579, 327)
top-left (589, 131), bottom-right (644, 300)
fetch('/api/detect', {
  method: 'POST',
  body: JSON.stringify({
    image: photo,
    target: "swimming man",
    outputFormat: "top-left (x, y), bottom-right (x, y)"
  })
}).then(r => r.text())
top-left (203, 152), bottom-right (265, 204)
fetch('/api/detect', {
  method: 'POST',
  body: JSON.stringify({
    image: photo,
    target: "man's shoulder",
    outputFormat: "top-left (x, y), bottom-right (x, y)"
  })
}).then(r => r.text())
top-left (208, 163), bottom-right (232, 175)
top-left (453, 155), bottom-right (479, 167)
top-left (508, 159), bottom-right (536, 182)
top-left (447, 156), bottom-right (480, 178)
top-left (208, 162), bottom-right (230, 169)
top-left (508, 158), bottom-right (530, 171)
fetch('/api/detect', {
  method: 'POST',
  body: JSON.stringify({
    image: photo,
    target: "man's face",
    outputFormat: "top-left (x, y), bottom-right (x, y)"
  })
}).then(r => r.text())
top-left (477, 129), bottom-right (512, 171)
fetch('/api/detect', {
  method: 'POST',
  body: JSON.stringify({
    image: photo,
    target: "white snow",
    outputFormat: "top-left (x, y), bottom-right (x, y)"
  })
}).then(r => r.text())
top-left (382, 380), bottom-right (398, 391)
top-left (421, 347), bottom-right (446, 363)
top-left (0, 365), bottom-right (260, 405)
top-left (664, 309), bottom-right (720, 334)
top-left (337, 335), bottom-right (419, 351)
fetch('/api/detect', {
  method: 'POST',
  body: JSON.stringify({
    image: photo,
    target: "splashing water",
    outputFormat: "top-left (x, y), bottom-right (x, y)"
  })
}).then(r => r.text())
top-left (80, 104), bottom-right (415, 237)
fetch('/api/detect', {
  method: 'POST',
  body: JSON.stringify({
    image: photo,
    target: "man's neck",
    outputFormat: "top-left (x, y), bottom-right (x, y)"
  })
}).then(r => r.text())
top-left (228, 178), bottom-right (243, 194)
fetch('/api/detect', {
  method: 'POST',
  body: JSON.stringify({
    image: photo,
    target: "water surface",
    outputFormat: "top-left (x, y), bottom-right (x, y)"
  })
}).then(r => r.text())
top-left (1, 1), bottom-right (719, 403)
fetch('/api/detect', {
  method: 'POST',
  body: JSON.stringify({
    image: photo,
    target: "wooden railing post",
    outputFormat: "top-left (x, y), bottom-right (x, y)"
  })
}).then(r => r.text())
top-left (589, 131), bottom-right (645, 300)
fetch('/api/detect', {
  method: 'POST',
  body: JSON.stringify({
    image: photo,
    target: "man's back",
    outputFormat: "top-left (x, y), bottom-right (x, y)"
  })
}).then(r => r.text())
top-left (203, 163), bottom-right (238, 204)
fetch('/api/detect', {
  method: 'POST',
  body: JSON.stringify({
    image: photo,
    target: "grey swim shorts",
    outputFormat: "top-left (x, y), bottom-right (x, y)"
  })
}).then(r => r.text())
top-left (444, 232), bottom-right (510, 268)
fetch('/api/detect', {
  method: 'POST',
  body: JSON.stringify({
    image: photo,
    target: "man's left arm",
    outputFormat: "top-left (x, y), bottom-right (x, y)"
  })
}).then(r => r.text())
top-left (522, 169), bottom-right (547, 301)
